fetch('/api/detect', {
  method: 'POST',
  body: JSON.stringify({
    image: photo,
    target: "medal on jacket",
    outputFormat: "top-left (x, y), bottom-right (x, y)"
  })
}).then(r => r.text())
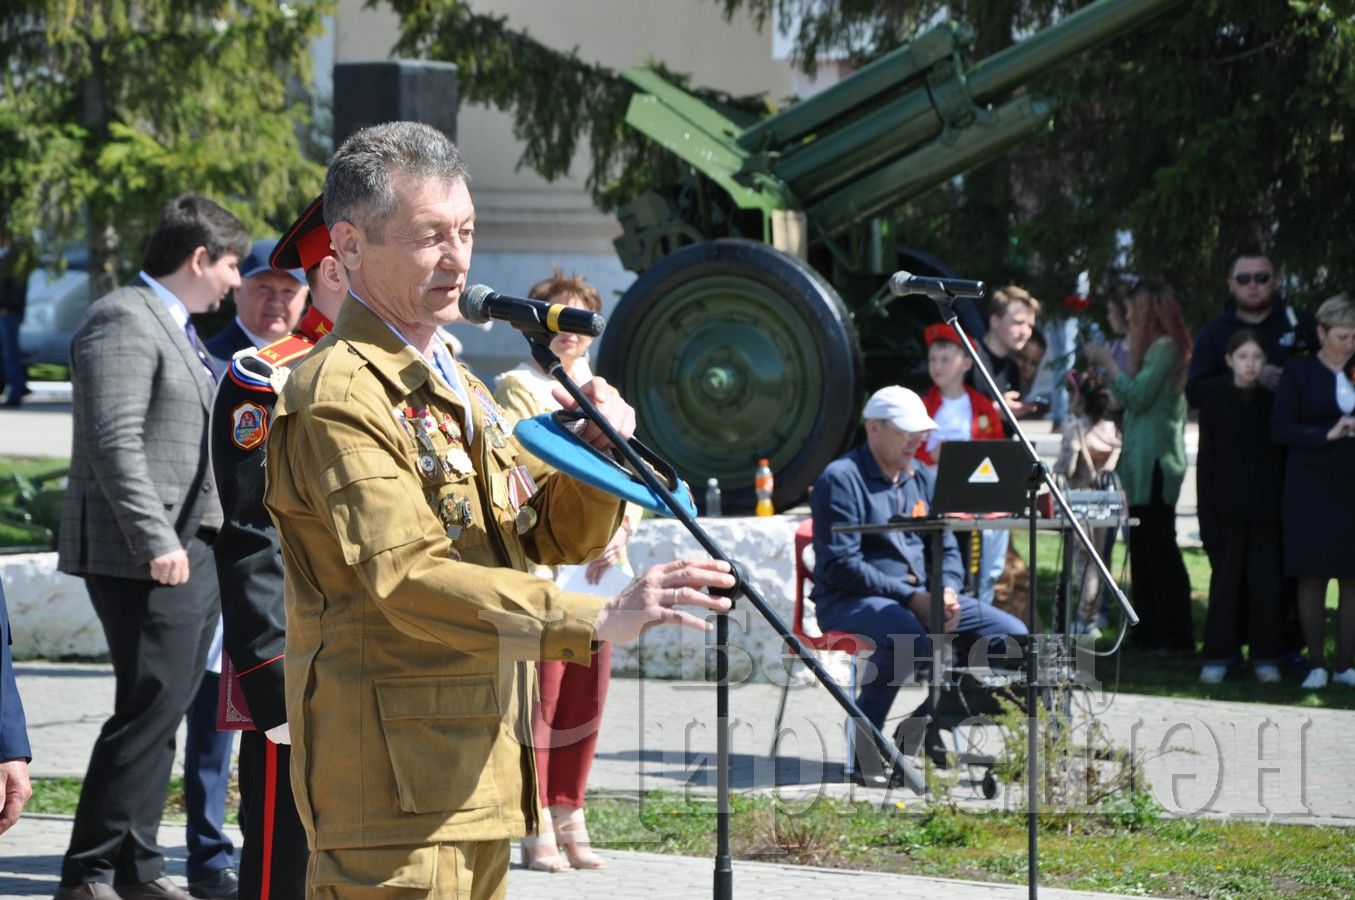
top-left (515, 504), bottom-right (538, 534)
top-left (439, 414), bottom-right (462, 444)
top-left (437, 495), bottom-right (474, 540)
top-left (472, 386), bottom-right (510, 448)
top-left (418, 452), bottom-right (439, 479)
top-left (438, 495), bottom-right (463, 540)
top-left (445, 447), bottom-right (474, 476)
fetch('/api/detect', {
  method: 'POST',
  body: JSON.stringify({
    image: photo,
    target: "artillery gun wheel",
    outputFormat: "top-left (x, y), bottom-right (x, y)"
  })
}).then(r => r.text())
top-left (597, 239), bottom-right (862, 514)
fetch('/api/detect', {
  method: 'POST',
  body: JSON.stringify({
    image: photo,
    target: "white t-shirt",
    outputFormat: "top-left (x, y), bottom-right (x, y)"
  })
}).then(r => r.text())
top-left (926, 392), bottom-right (973, 456)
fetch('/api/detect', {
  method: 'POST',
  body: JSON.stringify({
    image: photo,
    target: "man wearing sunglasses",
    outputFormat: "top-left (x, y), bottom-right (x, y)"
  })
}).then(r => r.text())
top-left (1186, 253), bottom-right (1317, 408)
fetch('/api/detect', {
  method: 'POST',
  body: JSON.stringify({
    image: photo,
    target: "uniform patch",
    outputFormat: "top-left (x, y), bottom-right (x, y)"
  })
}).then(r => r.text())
top-left (231, 402), bottom-right (268, 450)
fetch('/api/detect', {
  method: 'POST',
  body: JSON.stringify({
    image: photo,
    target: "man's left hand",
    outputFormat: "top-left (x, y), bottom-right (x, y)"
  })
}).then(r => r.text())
top-left (554, 377), bottom-right (636, 450)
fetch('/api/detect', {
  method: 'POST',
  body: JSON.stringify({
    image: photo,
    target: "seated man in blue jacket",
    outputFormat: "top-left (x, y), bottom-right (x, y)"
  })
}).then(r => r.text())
top-left (810, 385), bottom-right (1027, 782)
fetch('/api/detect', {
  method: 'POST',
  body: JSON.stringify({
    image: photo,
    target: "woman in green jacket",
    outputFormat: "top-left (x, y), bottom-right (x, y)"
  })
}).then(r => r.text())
top-left (1085, 279), bottom-right (1194, 652)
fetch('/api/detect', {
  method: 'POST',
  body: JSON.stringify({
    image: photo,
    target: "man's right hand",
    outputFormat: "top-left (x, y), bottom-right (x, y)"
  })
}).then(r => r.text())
top-left (908, 588), bottom-right (962, 633)
top-left (0, 758), bottom-right (31, 836)
top-left (1004, 391), bottom-right (1033, 418)
top-left (149, 548), bottom-right (190, 586)
top-left (593, 558), bottom-right (735, 643)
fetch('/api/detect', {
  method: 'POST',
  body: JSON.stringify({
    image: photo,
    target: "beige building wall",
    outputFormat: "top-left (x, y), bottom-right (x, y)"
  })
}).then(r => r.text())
top-left (333, 0), bottom-right (796, 378)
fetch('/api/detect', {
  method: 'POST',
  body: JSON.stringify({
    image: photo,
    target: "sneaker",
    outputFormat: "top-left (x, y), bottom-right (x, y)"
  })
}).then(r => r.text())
top-left (1301, 667), bottom-right (1329, 690)
top-left (1254, 664), bottom-right (1282, 684)
top-left (1331, 668), bottom-right (1355, 688)
top-left (1198, 664), bottom-right (1227, 685)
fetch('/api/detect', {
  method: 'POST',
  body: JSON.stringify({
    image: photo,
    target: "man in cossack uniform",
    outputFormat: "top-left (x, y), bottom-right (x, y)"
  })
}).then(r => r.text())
top-left (210, 196), bottom-right (343, 900)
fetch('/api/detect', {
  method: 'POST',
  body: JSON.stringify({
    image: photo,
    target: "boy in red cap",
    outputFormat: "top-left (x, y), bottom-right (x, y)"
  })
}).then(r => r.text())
top-left (918, 322), bottom-right (1008, 604)
top-left (917, 322), bottom-right (1004, 466)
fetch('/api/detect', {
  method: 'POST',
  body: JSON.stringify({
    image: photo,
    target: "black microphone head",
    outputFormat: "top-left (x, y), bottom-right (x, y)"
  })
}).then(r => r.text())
top-left (459, 283), bottom-right (495, 324)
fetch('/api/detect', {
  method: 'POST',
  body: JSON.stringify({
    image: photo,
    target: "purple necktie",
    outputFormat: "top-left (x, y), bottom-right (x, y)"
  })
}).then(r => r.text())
top-left (183, 320), bottom-right (220, 381)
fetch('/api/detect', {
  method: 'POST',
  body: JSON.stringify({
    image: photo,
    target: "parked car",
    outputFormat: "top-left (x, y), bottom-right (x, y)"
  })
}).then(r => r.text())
top-left (19, 250), bottom-right (90, 366)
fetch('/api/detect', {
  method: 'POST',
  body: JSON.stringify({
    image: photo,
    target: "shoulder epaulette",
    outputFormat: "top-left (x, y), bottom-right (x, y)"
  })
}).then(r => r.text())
top-left (226, 349), bottom-right (275, 394)
top-left (257, 331), bottom-right (317, 369)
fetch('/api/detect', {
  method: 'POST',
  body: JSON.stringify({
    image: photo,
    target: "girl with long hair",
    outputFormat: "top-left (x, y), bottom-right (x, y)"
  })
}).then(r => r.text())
top-left (1085, 279), bottom-right (1195, 652)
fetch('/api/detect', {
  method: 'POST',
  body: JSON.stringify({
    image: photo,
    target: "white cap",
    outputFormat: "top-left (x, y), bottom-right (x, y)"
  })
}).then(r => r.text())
top-left (862, 385), bottom-right (938, 432)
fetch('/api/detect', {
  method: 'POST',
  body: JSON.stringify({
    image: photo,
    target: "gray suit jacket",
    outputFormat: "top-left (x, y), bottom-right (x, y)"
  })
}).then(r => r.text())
top-left (58, 277), bottom-right (223, 580)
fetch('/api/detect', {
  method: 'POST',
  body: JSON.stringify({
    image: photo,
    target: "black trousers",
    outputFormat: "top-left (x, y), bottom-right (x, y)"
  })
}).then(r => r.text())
top-left (62, 536), bottom-right (219, 887)
top-left (1201, 522), bottom-right (1283, 664)
top-left (238, 731), bottom-right (308, 900)
top-left (1127, 465), bottom-right (1195, 652)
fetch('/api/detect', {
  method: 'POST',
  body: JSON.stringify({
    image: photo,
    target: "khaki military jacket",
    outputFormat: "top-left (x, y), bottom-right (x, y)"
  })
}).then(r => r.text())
top-left (264, 299), bottom-right (621, 851)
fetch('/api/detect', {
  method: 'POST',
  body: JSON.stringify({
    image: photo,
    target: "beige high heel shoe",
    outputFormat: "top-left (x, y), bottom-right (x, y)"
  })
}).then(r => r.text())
top-left (552, 805), bottom-right (606, 870)
top-left (520, 832), bottom-right (572, 873)
top-left (521, 808), bottom-right (571, 873)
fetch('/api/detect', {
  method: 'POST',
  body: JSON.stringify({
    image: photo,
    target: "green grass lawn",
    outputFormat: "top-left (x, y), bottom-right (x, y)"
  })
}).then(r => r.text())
top-left (1025, 533), bottom-right (1355, 711)
top-left (25, 780), bottom-right (1352, 898)
top-left (29, 775), bottom-right (239, 826)
top-left (584, 791), bottom-right (1355, 898)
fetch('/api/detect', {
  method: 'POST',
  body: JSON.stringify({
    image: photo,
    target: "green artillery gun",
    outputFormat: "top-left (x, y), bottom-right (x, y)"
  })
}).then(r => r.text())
top-left (596, 0), bottom-right (1182, 513)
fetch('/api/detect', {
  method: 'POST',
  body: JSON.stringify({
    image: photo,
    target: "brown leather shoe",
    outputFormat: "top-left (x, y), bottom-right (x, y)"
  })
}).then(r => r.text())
top-left (53, 883), bottom-right (120, 900)
top-left (114, 879), bottom-right (192, 900)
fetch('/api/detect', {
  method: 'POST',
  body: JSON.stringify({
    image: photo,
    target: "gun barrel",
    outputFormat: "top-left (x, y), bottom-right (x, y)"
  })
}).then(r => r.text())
top-left (966, 0), bottom-right (1182, 102)
top-left (737, 24), bottom-right (964, 152)
top-left (770, 0), bottom-right (1183, 205)
top-left (808, 94), bottom-right (1053, 236)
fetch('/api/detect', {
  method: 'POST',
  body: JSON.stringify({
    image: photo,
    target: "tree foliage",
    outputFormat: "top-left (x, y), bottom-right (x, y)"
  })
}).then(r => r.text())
top-left (0, 1), bottom-right (331, 293)
top-left (381, 0), bottom-right (770, 211)
top-left (719, 0), bottom-right (1355, 320)
top-left (385, 0), bottom-right (1355, 326)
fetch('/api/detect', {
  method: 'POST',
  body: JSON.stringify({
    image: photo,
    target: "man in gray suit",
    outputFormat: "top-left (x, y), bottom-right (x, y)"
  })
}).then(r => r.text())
top-left (56, 195), bottom-right (250, 900)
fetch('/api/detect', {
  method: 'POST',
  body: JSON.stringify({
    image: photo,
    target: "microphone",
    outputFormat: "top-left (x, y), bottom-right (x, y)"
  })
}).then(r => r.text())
top-left (459, 283), bottom-right (605, 337)
top-left (888, 271), bottom-right (986, 300)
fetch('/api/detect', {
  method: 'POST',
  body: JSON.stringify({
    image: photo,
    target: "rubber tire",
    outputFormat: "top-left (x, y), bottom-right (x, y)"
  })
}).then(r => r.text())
top-left (597, 239), bottom-right (862, 514)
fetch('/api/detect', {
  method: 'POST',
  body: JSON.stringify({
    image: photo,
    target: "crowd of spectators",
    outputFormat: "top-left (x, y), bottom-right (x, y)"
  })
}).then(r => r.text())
top-left (975, 254), bottom-right (1353, 688)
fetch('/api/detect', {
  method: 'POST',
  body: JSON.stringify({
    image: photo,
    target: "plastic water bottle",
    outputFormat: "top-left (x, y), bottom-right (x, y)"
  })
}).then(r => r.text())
top-left (754, 458), bottom-right (774, 517)
top-left (704, 477), bottom-right (722, 517)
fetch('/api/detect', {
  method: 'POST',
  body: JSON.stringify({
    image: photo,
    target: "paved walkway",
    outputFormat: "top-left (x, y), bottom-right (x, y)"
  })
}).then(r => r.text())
top-left (7, 663), bottom-right (1353, 898)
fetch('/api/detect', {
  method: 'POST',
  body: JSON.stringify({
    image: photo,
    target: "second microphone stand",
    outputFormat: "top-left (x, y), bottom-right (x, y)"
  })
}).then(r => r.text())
top-left (523, 332), bottom-right (924, 900)
top-left (926, 288), bottom-right (1139, 900)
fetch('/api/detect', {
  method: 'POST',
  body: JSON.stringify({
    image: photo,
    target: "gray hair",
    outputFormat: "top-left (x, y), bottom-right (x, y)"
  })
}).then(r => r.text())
top-left (1316, 293), bottom-right (1355, 331)
top-left (323, 121), bottom-right (470, 241)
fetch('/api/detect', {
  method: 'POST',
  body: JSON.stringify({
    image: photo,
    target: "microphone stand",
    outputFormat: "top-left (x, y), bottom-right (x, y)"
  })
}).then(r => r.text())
top-left (924, 287), bottom-right (1139, 900)
top-left (521, 331), bottom-right (925, 900)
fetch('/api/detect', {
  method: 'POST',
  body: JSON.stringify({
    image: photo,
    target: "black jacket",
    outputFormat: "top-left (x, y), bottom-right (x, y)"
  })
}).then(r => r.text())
top-left (1196, 385), bottom-right (1284, 553)
top-left (1186, 299), bottom-right (1317, 409)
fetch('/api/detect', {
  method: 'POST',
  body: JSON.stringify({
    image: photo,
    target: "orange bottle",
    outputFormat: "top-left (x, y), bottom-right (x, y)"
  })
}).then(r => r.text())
top-left (754, 458), bottom-right (774, 516)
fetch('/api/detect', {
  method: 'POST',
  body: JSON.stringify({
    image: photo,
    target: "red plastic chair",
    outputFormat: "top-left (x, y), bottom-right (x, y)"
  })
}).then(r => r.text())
top-left (769, 517), bottom-right (876, 778)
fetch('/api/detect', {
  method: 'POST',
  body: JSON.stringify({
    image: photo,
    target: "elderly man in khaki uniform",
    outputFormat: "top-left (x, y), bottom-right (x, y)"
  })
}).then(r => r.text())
top-left (264, 121), bottom-right (732, 898)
